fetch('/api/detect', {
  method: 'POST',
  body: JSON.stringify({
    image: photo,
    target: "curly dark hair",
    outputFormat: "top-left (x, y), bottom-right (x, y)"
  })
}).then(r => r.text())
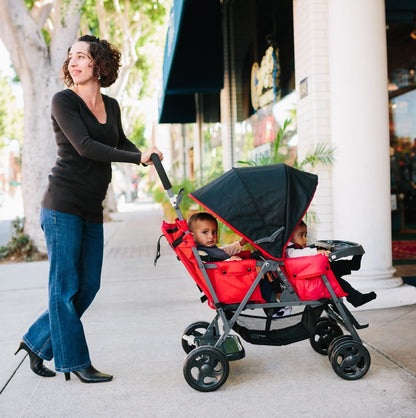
top-left (62, 35), bottom-right (121, 88)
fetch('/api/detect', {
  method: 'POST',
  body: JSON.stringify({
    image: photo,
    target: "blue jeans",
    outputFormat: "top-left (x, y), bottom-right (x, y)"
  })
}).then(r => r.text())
top-left (23, 208), bottom-right (104, 372)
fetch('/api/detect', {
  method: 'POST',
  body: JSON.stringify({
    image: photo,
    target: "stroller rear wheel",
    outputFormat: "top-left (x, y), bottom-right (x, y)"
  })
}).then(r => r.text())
top-left (182, 321), bottom-right (211, 354)
top-left (183, 346), bottom-right (229, 392)
top-left (310, 319), bottom-right (343, 355)
top-left (330, 340), bottom-right (371, 380)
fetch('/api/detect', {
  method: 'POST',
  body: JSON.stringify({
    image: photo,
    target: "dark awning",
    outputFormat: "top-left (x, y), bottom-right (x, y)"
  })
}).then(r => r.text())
top-left (158, 0), bottom-right (223, 124)
top-left (385, 0), bottom-right (416, 23)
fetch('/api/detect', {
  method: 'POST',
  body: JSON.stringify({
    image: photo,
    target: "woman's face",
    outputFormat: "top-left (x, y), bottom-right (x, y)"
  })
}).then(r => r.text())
top-left (67, 41), bottom-right (95, 86)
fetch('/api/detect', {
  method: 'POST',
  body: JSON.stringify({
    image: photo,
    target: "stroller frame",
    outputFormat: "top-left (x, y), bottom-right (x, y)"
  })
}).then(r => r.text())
top-left (152, 155), bottom-right (371, 392)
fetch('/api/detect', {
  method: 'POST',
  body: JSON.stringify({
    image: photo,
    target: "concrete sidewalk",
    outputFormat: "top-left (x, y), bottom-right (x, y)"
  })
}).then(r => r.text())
top-left (0, 201), bottom-right (415, 417)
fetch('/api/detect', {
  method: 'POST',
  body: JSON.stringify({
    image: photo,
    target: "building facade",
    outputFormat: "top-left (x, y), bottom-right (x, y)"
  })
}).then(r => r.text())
top-left (158, 0), bottom-right (416, 308)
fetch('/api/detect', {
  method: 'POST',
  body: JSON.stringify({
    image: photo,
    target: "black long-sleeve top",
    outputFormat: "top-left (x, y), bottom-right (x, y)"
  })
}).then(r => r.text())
top-left (41, 89), bottom-right (142, 223)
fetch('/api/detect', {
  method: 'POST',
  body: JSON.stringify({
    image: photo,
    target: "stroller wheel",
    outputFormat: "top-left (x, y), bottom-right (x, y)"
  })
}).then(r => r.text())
top-left (330, 340), bottom-right (371, 380)
top-left (183, 346), bottom-right (229, 392)
top-left (182, 321), bottom-right (210, 354)
top-left (310, 319), bottom-right (343, 355)
top-left (327, 335), bottom-right (353, 358)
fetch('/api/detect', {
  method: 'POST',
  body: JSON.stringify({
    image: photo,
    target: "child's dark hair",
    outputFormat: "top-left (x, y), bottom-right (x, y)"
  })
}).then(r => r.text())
top-left (188, 212), bottom-right (217, 231)
top-left (298, 220), bottom-right (306, 228)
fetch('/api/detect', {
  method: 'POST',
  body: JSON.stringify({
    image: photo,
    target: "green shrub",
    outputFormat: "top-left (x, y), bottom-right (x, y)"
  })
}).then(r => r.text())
top-left (0, 217), bottom-right (46, 263)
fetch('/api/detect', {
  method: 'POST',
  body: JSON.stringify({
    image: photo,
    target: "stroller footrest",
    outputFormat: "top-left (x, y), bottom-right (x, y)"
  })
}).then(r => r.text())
top-left (221, 335), bottom-right (245, 361)
top-left (352, 316), bottom-right (369, 329)
top-left (197, 334), bottom-right (246, 361)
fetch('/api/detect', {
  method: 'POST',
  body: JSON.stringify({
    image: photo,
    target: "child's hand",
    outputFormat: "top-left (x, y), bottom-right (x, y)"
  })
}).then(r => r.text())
top-left (318, 249), bottom-right (331, 257)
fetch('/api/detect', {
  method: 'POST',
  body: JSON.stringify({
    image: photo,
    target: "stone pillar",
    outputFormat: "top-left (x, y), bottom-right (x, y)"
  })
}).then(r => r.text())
top-left (328, 0), bottom-right (415, 309)
top-left (293, 0), bottom-right (333, 240)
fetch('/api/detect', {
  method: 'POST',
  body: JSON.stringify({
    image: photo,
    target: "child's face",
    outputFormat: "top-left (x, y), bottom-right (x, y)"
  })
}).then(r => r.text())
top-left (191, 219), bottom-right (218, 247)
top-left (291, 224), bottom-right (308, 248)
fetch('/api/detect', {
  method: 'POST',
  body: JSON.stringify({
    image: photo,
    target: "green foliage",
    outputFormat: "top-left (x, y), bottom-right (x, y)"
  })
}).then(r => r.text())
top-left (128, 117), bottom-right (147, 149)
top-left (297, 142), bottom-right (336, 170)
top-left (238, 118), bottom-right (292, 167)
top-left (0, 75), bottom-right (23, 146)
top-left (80, 0), bottom-right (169, 95)
top-left (0, 218), bottom-right (45, 262)
top-left (238, 118), bottom-right (335, 170)
top-left (151, 176), bottom-right (203, 220)
top-left (23, 0), bottom-right (35, 9)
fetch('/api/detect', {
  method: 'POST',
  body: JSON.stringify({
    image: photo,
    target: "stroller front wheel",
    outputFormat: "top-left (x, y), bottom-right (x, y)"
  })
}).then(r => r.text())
top-left (327, 335), bottom-right (353, 358)
top-left (330, 340), bottom-right (371, 380)
top-left (183, 346), bottom-right (229, 392)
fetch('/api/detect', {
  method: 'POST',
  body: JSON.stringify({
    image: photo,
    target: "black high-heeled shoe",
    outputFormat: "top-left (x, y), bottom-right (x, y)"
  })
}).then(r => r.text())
top-left (64, 365), bottom-right (113, 383)
top-left (15, 341), bottom-right (56, 377)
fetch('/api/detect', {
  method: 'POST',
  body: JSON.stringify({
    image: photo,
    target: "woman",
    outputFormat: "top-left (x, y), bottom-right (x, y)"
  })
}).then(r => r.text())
top-left (15, 35), bottom-right (163, 383)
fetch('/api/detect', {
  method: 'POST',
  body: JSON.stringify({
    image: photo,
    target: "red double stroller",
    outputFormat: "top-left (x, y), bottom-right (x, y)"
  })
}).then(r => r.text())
top-left (152, 155), bottom-right (371, 392)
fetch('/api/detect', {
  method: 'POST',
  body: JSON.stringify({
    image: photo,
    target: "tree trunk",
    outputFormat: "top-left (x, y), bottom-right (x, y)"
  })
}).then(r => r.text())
top-left (0, 0), bottom-right (82, 252)
top-left (21, 75), bottom-right (61, 252)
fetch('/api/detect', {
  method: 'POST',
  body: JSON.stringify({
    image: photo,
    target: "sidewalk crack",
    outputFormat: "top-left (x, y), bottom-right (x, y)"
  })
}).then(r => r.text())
top-left (0, 353), bottom-right (27, 396)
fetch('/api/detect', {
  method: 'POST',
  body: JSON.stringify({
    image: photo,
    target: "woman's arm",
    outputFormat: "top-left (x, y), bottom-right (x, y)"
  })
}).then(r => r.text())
top-left (52, 92), bottom-right (141, 164)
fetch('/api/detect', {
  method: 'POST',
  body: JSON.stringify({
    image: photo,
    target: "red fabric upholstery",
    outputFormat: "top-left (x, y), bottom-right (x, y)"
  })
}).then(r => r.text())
top-left (161, 220), bottom-right (265, 308)
top-left (282, 254), bottom-right (347, 300)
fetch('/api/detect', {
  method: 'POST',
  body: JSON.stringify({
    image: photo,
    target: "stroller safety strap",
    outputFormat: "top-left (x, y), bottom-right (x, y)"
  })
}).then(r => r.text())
top-left (254, 226), bottom-right (285, 244)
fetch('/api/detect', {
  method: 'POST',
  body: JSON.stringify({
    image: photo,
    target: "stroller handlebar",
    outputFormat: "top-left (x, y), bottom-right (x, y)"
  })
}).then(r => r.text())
top-left (151, 153), bottom-right (172, 191)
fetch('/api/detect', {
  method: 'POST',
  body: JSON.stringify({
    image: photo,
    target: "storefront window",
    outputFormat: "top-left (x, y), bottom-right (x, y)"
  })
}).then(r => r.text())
top-left (234, 92), bottom-right (297, 166)
top-left (389, 90), bottom-right (416, 229)
top-left (387, 20), bottom-right (416, 230)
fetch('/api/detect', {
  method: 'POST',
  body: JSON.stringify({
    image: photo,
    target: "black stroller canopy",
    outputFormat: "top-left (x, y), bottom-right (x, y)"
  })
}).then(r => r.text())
top-left (189, 164), bottom-right (318, 260)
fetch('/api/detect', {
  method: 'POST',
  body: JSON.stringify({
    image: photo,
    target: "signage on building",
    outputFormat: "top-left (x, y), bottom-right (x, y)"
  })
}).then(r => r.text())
top-left (251, 46), bottom-right (281, 110)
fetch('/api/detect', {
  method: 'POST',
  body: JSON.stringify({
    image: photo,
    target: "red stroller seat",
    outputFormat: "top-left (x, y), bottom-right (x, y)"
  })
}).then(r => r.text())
top-left (161, 219), bottom-right (265, 308)
top-left (282, 254), bottom-right (347, 300)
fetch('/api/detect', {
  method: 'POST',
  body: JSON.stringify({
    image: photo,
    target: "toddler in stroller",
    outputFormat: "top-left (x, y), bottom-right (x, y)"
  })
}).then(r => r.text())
top-left (189, 211), bottom-right (291, 318)
top-left (188, 212), bottom-right (246, 261)
top-left (288, 220), bottom-right (377, 307)
top-left (152, 155), bottom-right (372, 392)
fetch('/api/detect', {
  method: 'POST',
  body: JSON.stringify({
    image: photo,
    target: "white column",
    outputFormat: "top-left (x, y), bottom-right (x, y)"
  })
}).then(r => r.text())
top-left (293, 0), bottom-right (334, 240)
top-left (328, 0), bottom-right (416, 309)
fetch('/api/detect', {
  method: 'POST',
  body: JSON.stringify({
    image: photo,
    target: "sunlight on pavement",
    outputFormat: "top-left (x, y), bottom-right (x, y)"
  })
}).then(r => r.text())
top-left (117, 197), bottom-right (162, 213)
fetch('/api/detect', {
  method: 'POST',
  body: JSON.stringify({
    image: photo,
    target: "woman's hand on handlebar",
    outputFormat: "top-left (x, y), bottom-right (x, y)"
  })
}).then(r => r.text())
top-left (140, 145), bottom-right (163, 165)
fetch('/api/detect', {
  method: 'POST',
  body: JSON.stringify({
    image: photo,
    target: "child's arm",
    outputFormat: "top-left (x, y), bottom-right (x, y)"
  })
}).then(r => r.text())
top-left (221, 238), bottom-right (246, 256)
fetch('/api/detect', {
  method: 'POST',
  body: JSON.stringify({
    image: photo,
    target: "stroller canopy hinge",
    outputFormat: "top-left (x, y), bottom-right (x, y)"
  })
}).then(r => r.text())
top-left (168, 187), bottom-right (185, 209)
top-left (254, 226), bottom-right (285, 245)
